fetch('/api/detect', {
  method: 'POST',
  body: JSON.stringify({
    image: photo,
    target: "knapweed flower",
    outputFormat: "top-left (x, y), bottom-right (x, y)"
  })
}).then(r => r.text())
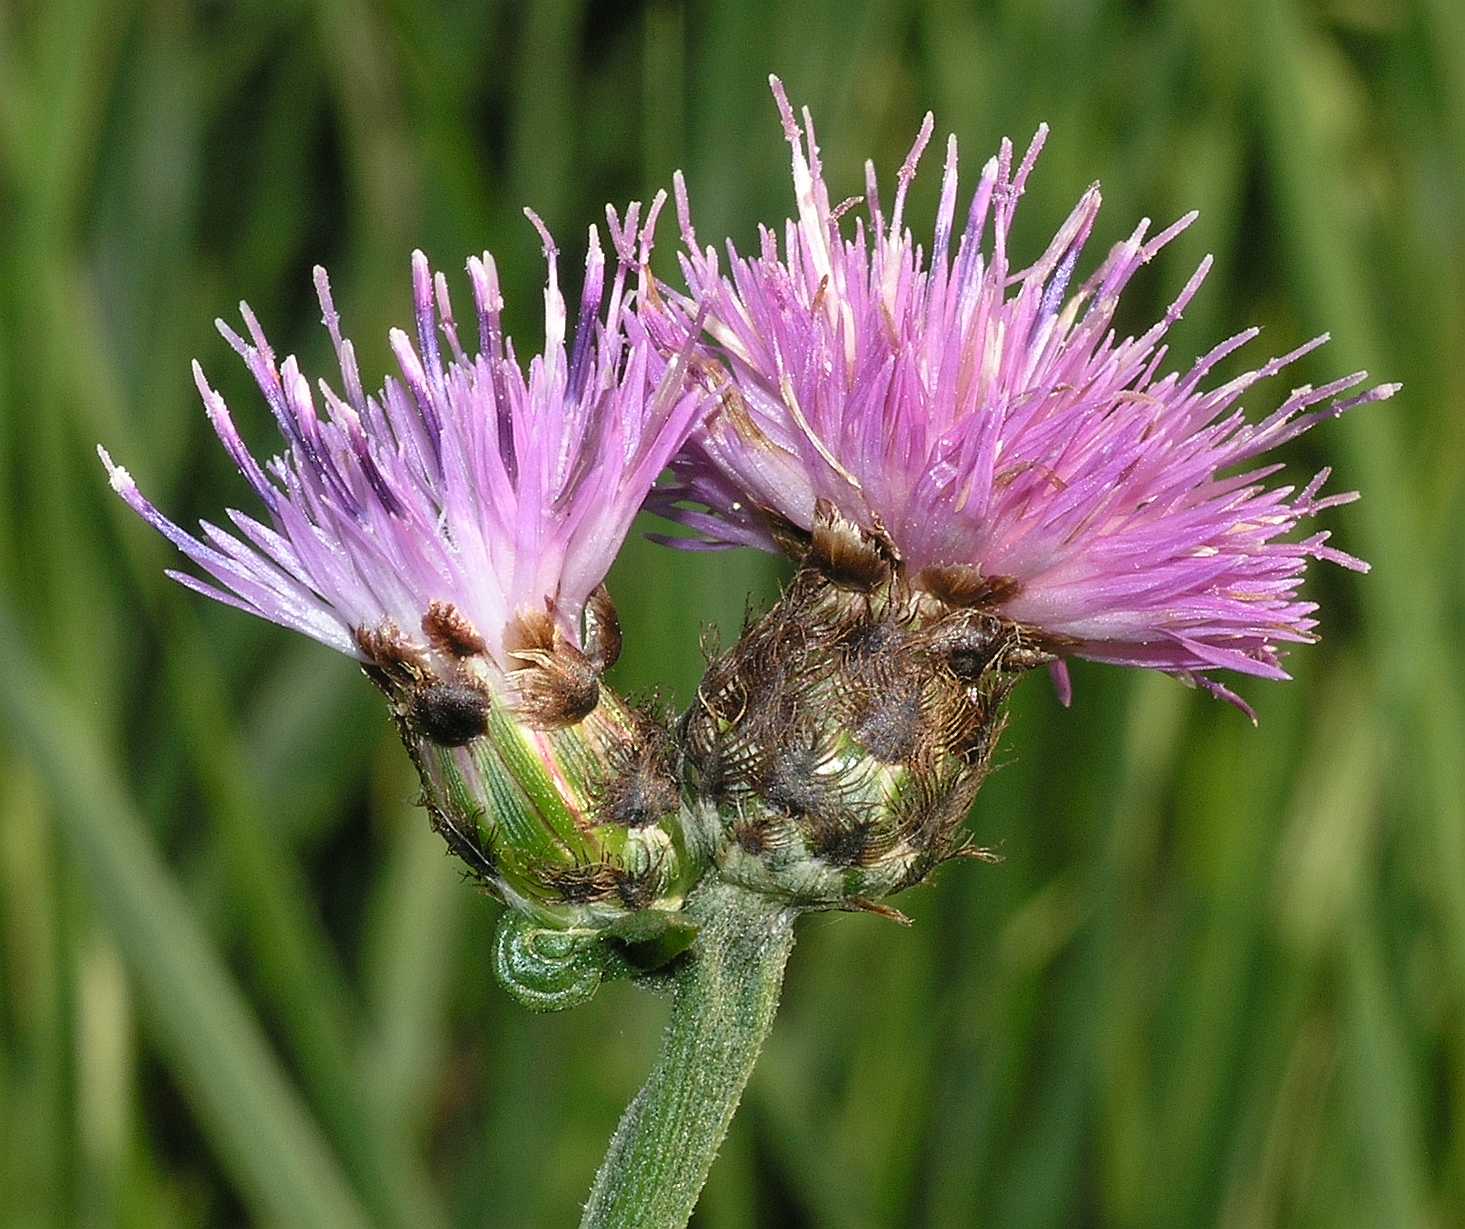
top-left (101, 207), bottom-right (710, 959)
top-left (656, 77), bottom-right (1398, 712)
top-left (650, 80), bottom-right (1396, 910)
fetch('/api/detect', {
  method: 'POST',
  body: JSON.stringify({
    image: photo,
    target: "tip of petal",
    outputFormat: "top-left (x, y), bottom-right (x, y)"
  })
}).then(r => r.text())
top-left (410, 249), bottom-right (433, 305)
top-left (387, 328), bottom-right (423, 381)
top-left (769, 75), bottom-right (799, 142)
top-left (523, 207), bottom-right (557, 257)
top-left (642, 189), bottom-right (668, 250)
top-left (605, 202), bottom-right (637, 264)
top-left (215, 317), bottom-right (247, 355)
top-left (97, 444), bottom-right (133, 493)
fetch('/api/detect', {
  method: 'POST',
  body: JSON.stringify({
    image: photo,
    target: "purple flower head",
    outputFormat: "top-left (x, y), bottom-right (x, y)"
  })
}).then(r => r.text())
top-left (101, 205), bottom-right (705, 690)
top-left (653, 77), bottom-right (1398, 712)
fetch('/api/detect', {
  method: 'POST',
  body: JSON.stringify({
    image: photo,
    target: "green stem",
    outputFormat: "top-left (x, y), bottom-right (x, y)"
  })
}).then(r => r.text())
top-left (580, 878), bottom-right (797, 1229)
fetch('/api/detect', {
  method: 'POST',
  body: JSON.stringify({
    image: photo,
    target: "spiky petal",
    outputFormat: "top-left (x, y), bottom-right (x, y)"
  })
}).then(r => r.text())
top-left (651, 77), bottom-right (1398, 702)
top-left (102, 206), bottom-right (706, 679)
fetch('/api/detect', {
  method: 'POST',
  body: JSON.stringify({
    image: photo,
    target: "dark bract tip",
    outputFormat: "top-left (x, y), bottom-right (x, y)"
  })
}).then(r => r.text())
top-left (421, 600), bottom-right (487, 657)
top-left (409, 681), bottom-right (491, 747)
top-left (810, 498), bottom-right (890, 591)
top-left (917, 564), bottom-right (1020, 609)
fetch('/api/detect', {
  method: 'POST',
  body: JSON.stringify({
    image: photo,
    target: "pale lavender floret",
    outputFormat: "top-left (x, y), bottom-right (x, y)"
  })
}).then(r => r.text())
top-left (651, 76), bottom-right (1399, 705)
top-left (102, 206), bottom-right (707, 672)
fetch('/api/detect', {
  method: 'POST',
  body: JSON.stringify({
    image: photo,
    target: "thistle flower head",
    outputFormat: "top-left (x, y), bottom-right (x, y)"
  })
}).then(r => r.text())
top-left (102, 206), bottom-right (698, 694)
top-left (654, 77), bottom-right (1399, 710)
top-left (102, 208), bottom-right (710, 944)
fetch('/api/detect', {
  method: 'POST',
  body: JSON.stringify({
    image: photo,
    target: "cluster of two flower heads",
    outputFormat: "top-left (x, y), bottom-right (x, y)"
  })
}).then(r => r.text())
top-left (101, 77), bottom-right (1396, 944)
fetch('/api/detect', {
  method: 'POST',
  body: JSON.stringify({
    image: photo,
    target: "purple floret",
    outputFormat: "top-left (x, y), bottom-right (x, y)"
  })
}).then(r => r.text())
top-left (102, 205), bottom-right (707, 674)
top-left (650, 76), bottom-right (1397, 704)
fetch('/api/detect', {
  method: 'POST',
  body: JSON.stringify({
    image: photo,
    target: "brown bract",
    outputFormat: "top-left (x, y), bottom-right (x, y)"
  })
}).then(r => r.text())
top-left (916, 563), bottom-right (1020, 609)
top-left (505, 607), bottom-right (602, 729)
top-left (583, 584), bottom-right (624, 673)
top-left (680, 556), bottom-right (1054, 906)
top-left (421, 600), bottom-right (488, 657)
top-left (594, 707), bottom-right (681, 829)
top-left (809, 498), bottom-right (893, 591)
top-left (406, 682), bottom-right (492, 747)
top-left (356, 617), bottom-right (494, 747)
top-left (354, 620), bottom-right (429, 690)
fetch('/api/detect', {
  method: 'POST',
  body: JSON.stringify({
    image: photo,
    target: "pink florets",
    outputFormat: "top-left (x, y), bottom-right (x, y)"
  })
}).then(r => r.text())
top-left (650, 76), bottom-right (1398, 709)
top-left (102, 205), bottom-right (707, 673)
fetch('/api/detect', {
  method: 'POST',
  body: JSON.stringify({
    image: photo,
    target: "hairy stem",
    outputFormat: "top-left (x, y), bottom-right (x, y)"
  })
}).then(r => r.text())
top-left (580, 877), bottom-right (797, 1229)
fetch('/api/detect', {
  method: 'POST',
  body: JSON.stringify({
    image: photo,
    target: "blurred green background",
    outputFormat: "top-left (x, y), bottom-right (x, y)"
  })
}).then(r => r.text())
top-left (1, 0), bottom-right (1462, 1225)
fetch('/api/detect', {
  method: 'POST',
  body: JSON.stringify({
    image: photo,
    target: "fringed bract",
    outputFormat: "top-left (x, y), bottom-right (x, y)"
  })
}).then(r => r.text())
top-left (680, 517), bottom-right (1050, 909)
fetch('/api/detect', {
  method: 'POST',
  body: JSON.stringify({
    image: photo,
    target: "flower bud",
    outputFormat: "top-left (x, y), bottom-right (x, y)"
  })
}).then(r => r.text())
top-left (680, 505), bottom-right (1053, 913)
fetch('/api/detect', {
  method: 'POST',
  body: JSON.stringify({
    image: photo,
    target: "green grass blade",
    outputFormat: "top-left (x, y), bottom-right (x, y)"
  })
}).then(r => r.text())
top-left (0, 607), bottom-right (372, 1229)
